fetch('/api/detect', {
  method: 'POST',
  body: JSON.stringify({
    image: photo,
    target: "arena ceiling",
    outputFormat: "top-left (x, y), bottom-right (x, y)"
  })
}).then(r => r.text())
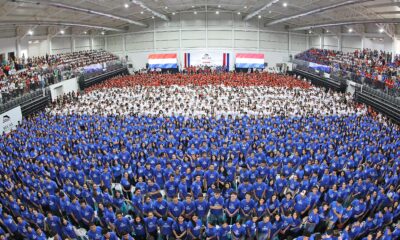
top-left (0, 0), bottom-right (399, 36)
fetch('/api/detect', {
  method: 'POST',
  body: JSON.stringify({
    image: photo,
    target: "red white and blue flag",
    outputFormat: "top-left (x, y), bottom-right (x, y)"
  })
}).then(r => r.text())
top-left (223, 53), bottom-right (230, 71)
top-left (184, 53), bottom-right (191, 68)
top-left (148, 53), bottom-right (178, 69)
top-left (235, 53), bottom-right (265, 69)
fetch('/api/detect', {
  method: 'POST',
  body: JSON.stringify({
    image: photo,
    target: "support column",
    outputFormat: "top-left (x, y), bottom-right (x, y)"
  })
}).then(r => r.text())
top-left (71, 37), bottom-right (76, 52)
top-left (16, 37), bottom-right (21, 58)
top-left (90, 36), bottom-right (94, 50)
top-left (47, 35), bottom-right (52, 55)
top-left (104, 36), bottom-right (108, 51)
top-left (361, 33), bottom-right (365, 49)
top-left (319, 34), bottom-right (323, 49)
top-left (337, 34), bottom-right (342, 51)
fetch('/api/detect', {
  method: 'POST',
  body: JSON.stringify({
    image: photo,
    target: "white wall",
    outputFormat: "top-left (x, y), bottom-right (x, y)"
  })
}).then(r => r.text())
top-left (106, 12), bottom-right (307, 70)
top-left (0, 37), bottom-right (18, 61)
top-left (49, 77), bottom-right (79, 101)
top-left (75, 37), bottom-right (91, 51)
top-left (28, 39), bottom-right (49, 57)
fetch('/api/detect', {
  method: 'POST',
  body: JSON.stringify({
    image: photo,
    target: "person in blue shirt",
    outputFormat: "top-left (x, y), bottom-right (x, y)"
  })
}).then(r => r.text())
top-left (144, 211), bottom-right (158, 240)
top-left (183, 194), bottom-right (196, 221)
top-left (204, 164), bottom-right (219, 189)
top-left (194, 194), bottom-right (209, 224)
top-left (147, 179), bottom-right (161, 200)
top-left (208, 189), bottom-right (224, 225)
top-left (270, 214), bottom-right (282, 240)
top-left (80, 199), bottom-right (95, 229)
top-left (240, 192), bottom-right (255, 222)
top-left (45, 212), bottom-right (62, 238)
top-left (102, 228), bottom-right (119, 240)
top-left (173, 215), bottom-right (188, 240)
top-left (132, 216), bottom-right (146, 240)
top-left (157, 215), bottom-right (174, 240)
top-left (237, 179), bottom-right (253, 200)
top-left (153, 193), bottom-right (168, 218)
top-left (168, 196), bottom-right (185, 221)
top-left (294, 190), bottom-right (311, 218)
top-left (225, 192), bottom-right (241, 225)
top-left (61, 218), bottom-right (78, 239)
top-left (187, 214), bottom-right (204, 240)
top-left (114, 212), bottom-right (132, 237)
top-left (165, 175), bottom-right (178, 201)
top-left (253, 177), bottom-right (267, 201)
top-left (245, 216), bottom-right (259, 239)
top-left (231, 220), bottom-right (246, 240)
top-left (87, 223), bottom-right (103, 240)
top-left (205, 222), bottom-right (218, 240)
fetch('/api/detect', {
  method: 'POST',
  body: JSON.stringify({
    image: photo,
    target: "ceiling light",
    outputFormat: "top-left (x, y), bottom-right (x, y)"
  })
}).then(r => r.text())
top-left (151, 16), bottom-right (155, 19)
top-left (101, 31), bottom-right (105, 35)
top-left (140, 11), bottom-right (144, 14)
top-left (258, 15), bottom-right (262, 19)
top-left (237, 12), bottom-right (241, 15)
top-left (309, 30), bottom-right (312, 34)
top-left (269, 10), bottom-right (272, 14)
top-left (283, 2), bottom-right (288, 7)
top-left (28, 41), bottom-right (32, 44)
top-left (28, 30), bottom-right (33, 35)
top-left (164, 6), bottom-right (168, 9)
top-left (379, 28), bottom-right (384, 33)
top-left (172, 12), bottom-right (176, 15)
top-left (326, 30), bottom-right (329, 33)
top-left (194, 11), bottom-right (197, 14)
top-left (348, 28), bottom-right (353, 33)
top-left (244, 6), bottom-right (247, 9)
top-left (124, 3), bottom-right (129, 8)
top-left (218, 5), bottom-right (221, 8)
top-left (216, 11), bottom-right (219, 14)
top-left (192, 5), bottom-right (195, 8)
top-left (60, 30), bottom-right (65, 34)
top-left (83, 31), bottom-right (87, 34)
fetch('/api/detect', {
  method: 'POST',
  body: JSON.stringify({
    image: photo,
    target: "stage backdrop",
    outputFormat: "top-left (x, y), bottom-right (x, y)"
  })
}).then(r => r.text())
top-left (148, 53), bottom-right (178, 69)
top-left (183, 52), bottom-right (230, 69)
top-left (235, 53), bottom-right (265, 69)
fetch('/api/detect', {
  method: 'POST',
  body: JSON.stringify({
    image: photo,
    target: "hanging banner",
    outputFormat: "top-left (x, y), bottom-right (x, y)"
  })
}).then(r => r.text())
top-left (148, 53), bottom-right (178, 69)
top-left (235, 53), bottom-right (265, 69)
top-left (185, 52), bottom-right (226, 67)
top-left (0, 106), bottom-right (22, 135)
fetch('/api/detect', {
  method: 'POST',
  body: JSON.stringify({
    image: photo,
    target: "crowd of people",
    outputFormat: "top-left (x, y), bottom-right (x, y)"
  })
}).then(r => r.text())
top-left (0, 50), bottom-right (119, 104)
top-left (0, 72), bottom-right (399, 240)
top-left (0, 73), bottom-right (400, 240)
top-left (50, 76), bottom-right (355, 118)
top-left (295, 48), bottom-right (400, 93)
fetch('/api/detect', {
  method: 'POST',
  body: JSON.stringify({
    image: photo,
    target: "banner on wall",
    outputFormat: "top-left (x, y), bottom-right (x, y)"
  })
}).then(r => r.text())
top-left (148, 53), bottom-right (178, 69)
top-left (235, 53), bottom-right (265, 69)
top-left (184, 52), bottom-right (231, 68)
top-left (0, 106), bottom-right (22, 135)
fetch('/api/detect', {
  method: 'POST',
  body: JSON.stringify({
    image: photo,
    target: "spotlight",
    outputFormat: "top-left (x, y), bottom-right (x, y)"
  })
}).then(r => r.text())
top-left (258, 15), bottom-right (262, 19)
top-left (140, 11), bottom-right (144, 14)
top-left (194, 11), bottom-right (197, 14)
top-left (28, 30), bottom-right (33, 35)
top-left (216, 11), bottom-right (219, 14)
top-left (237, 12), bottom-right (241, 15)
top-left (348, 28), bottom-right (353, 33)
top-left (60, 30), bottom-right (65, 34)
top-left (124, 3), bottom-right (129, 8)
top-left (379, 28), bottom-right (384, 33)
top-left (172, 12), bottom-right (176, 15)
top-left (283, 2), bottom-right (288, 7)
top-left (101, 31), bottom-right (105, 35)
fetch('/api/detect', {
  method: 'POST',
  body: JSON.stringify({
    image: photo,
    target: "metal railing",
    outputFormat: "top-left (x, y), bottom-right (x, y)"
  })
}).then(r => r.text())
top-left (293, 58), bottom-right (400, 98)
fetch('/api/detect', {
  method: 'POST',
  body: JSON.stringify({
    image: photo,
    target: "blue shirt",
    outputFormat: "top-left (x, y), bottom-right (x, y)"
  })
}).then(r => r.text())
top-left (209, 196), bottom-right (224, 215)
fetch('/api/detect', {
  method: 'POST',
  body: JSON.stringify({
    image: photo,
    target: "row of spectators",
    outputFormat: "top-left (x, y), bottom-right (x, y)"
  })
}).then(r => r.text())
top-left (84, 72), bottom-right (312, 91)
top-left (0, 50), bottom-right (119, 104)
top-left (295, 48), bottom-right (400, 92)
